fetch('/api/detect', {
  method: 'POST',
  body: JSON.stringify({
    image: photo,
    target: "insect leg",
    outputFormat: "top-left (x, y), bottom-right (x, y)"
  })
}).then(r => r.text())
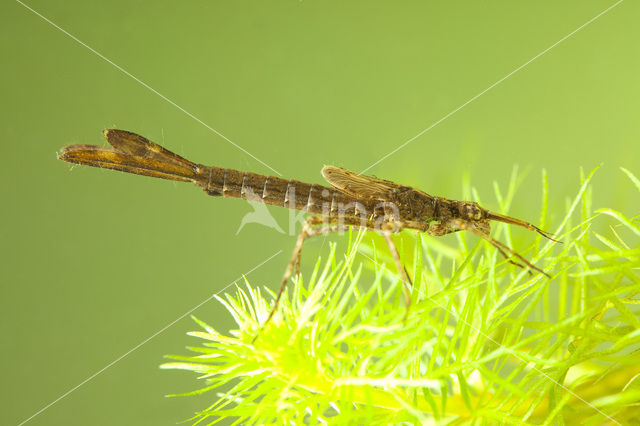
top-left (298, 223), bottom-right (356, 274)
top-left (261, 216), bottom-right (322, 328)
top-left (292, 216), bottom-right (330, 276)
top-left (380, 223), bottom-right (413, 321)
top-left (465, 226), bottom-right (551, 278)
top-left (254, 217), bottom-right (363, 342)
top-left (294, 214), bottom-right (378, 274)
top-left (486, 241), bottom-right (531, 271)
top-left (426, 222), bottom-right (459, 237)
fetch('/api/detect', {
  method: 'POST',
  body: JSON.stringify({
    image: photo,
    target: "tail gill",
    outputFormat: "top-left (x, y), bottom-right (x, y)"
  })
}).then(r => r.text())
top-left (58, 129), bottom-right (198, 182)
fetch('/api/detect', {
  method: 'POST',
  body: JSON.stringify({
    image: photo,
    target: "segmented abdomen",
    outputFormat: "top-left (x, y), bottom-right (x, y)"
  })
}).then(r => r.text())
top-left (197, 166), bottom-right (377, 217)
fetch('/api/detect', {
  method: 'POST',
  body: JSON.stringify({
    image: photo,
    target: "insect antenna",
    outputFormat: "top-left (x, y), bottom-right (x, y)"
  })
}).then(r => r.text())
top-left (486, 211), bottom-right (561, 243)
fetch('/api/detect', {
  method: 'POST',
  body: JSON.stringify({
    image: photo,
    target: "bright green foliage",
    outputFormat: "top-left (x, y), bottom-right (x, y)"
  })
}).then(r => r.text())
top-left (161, 167), bottom-right (640, 425)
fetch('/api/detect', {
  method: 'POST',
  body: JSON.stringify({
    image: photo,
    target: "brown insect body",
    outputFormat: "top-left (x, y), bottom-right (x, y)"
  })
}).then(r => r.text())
top-left (195, 163), bottom-right (465, 235)
top-left (59, 129), bottom-right (559, 330)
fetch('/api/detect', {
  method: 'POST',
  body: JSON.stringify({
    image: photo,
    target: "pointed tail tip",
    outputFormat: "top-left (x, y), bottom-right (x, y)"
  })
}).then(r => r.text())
top-left (57, 145), bottom-right (83, 163)
top-left (56, 149), bottom-right (70, 163)
top-left (102, 128), bottom-right (113, 141)
top-left (103, 128), bottom-right (132, 138)
top-left (103, 128), bottom-right (136, 146)
top-left (58, 144), bottom-right (79, 156)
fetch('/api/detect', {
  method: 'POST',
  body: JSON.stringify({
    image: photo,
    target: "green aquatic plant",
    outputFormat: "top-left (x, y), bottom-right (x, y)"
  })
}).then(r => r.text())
top-left (161, 167), bottom-right (640, 425)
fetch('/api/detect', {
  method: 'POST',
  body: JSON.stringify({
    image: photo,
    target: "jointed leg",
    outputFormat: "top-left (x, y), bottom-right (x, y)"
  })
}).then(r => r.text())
top-left (483, 239), bottom-right (532, 272)
top-left (293, 214), bottom-right (373, 276)
top-left (255, 217), bottom-right (353, 342)
top-left (429, 220), bottom-right (549, 277)
top-left (466, 227), bottom-right (550, 278)
top-left (255, 216), bottom-right (418, 342)
top-left (381, 231), bottom-right (413, 320)
top-left (295, 222), bottom-right (353, 275)
top-left (262, 217), bottom-right (320, 328)
top-left (426, 222), bottom-right (459, 237)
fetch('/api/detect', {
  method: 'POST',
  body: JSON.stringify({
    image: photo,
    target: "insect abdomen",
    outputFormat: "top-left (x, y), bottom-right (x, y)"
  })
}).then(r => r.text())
top-left (200, 167), bottom-right (349, 213)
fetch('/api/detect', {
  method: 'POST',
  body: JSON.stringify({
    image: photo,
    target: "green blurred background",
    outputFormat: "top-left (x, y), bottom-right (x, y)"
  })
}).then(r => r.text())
top-left (2, 1), bottom-right (638, 424)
